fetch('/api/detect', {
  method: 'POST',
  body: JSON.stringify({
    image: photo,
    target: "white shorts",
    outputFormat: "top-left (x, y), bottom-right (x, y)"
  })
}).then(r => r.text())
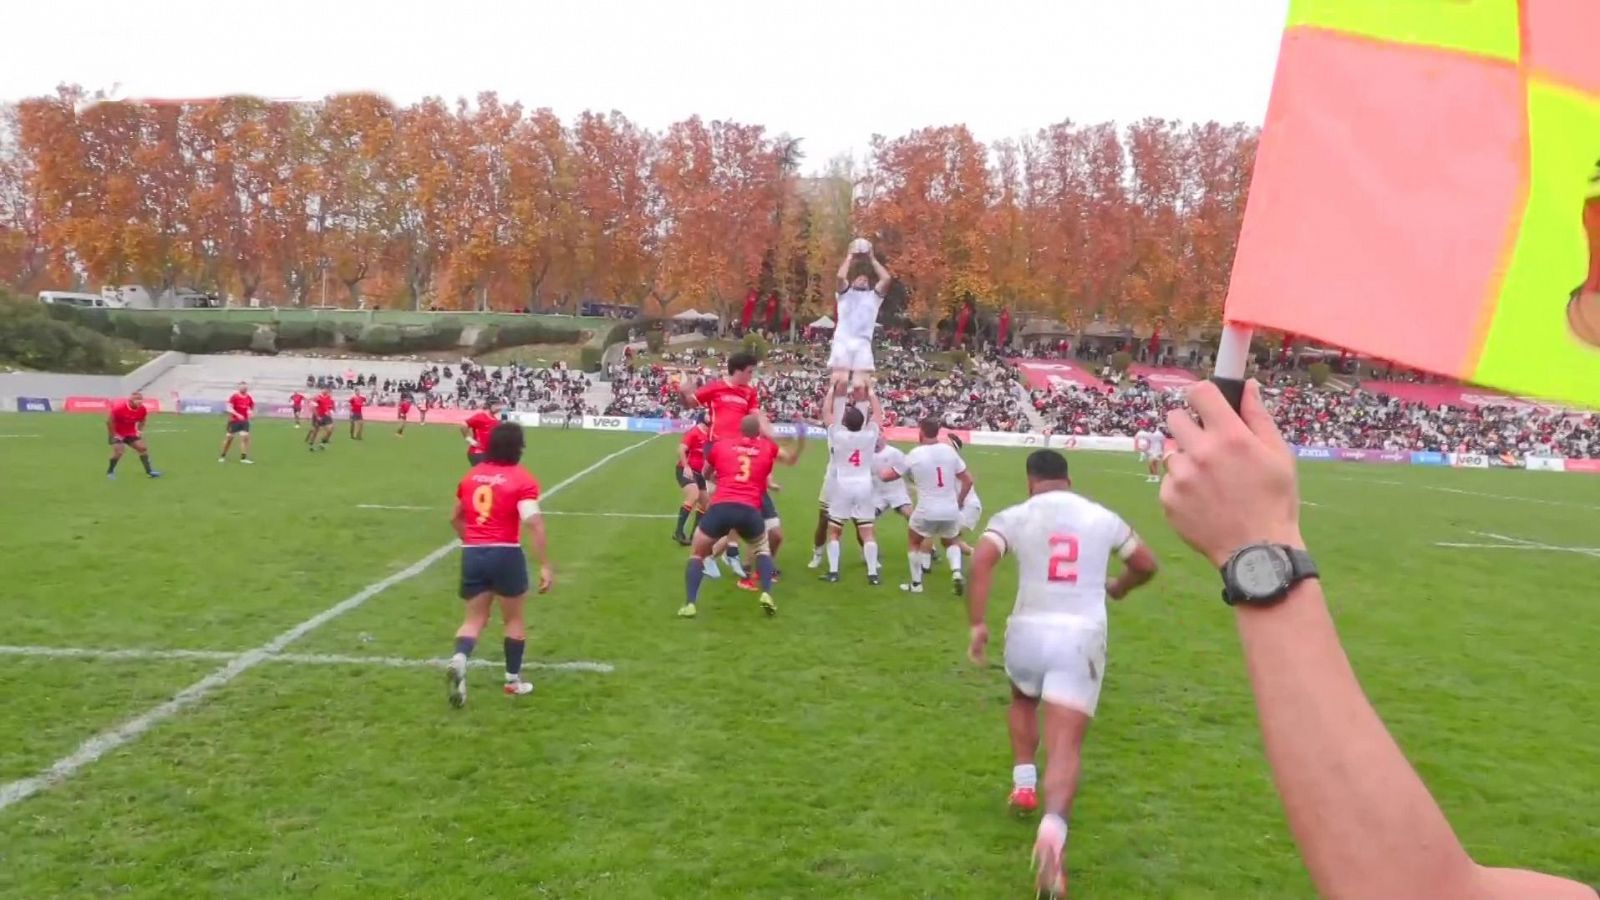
top-left (875, 485), bottom-right (912, 515)
top-left (827, 479), bottom-right (875, 523)
top-left (1004, 617), bottom-right (1108, 716)
top-left (959, 501), bottom-right (983, 532)
top-left (818, 472), bottom-right (835, 505)
top-left (827, 336), bottom-right (874, 372)
top-left (909, 506), bottom-right (962, 540)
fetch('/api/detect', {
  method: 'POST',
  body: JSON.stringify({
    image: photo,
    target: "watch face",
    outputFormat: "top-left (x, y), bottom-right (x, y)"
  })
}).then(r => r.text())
top-left (1234, 546), bottom-right (1291, 598)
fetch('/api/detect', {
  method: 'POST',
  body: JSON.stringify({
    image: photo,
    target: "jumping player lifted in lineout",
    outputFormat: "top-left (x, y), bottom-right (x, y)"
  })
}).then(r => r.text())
top-left (829, 239), bottom-right (892, 390)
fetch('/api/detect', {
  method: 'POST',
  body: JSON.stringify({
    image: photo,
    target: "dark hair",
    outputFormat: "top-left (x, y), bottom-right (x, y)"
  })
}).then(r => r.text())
top-left (842, 405), bottom-right (865, 432)
top-left (918, 417), bottom-right (941, 440)
top-left (727, 352), bottom-right (758, 374)
top-left (1025, 449), bottom-right (1069, 482)
top-left (485, 422), bottom-right (525, 465)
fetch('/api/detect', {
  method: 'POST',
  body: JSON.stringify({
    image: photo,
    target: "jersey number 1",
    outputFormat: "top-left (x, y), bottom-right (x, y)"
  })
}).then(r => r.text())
top-left (1047, 534), bottom-right (1079, 583)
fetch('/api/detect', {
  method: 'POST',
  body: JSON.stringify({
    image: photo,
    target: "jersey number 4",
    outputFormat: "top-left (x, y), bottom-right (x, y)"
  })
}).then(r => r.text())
top-left (472, 484), bottom-right (495, 525)
top-left (847, 449), bottom-right (862, 466)
top-left (1047, 534), bottom-right (1079, 583)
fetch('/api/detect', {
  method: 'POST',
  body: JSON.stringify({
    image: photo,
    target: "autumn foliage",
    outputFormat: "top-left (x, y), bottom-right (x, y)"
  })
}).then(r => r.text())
top-left (0, 87), bottom-right (1257, 331)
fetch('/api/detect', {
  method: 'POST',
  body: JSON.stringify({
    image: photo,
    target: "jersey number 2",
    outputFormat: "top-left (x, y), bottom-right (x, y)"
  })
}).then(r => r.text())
top-left (472, 484), bottom-right (494, 525)
top-left (1047, 534), bottom-right (1079, 583)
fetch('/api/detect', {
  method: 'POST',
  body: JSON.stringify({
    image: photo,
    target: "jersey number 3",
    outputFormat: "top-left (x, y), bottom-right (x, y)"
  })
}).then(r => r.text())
top-left (472, 484), bottom-right (494, 525)
top-left (736, 455), bottom-right (752, 482)
top-left (1047, 534), bottom-right (1079, 583)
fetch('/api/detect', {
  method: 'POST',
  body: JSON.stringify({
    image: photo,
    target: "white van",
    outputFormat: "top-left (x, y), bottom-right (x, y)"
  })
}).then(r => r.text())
top-left (37, 291), bottom-right (125, 309)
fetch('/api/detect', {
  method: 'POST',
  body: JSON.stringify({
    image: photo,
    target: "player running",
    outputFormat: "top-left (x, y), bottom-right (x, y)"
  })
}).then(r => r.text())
top-left (821, 383), bottom-right (884, 584)
top-left (348, 390), bottom-right (367, 440)
top-left (1135, 426), bottom-right (1166, 483)
top-left (397, 393), bottom-right (415, 436)
top-left (679, 414), bottom-right (802, 619)
top-left (872, 432), bottom-right (913, 521)
top-left (105, 391), bottom-right (161, 479)
top-left (219, 381), bottom-right (255, 464)
top-left (462, 400), bottom-right (503, 466)
top-left (445, 422), bottom-right (554, 707)
top-left (672, 414), bottom-right (711, 545)
top-left (308, 388), bottom-right (335, 450)
top-left (829, 240), bottom-right (892, 389)
top-left (965, 449), bottom-right (1159, 898)
top-left (881, 418), bottom-right (974, 594)
top-left (289, 391), bottom-right (306, 428)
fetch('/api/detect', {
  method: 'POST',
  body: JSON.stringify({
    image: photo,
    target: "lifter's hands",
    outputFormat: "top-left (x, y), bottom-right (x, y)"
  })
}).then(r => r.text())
top-left (1159, 380), bottom-right (1303, 566)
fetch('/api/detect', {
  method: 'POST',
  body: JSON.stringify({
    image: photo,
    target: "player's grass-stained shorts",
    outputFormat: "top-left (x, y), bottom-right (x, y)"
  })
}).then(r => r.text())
top-left (1004, 616), bottom-right (1108, 716)
top-left (699, 502), bottom-right (766, 542)
top-left (674, 467), bottom-right (708, 490)
top-left (226, 420), bottom-right (250, 434)
top-left (459, 545), bottom-right (530, 599)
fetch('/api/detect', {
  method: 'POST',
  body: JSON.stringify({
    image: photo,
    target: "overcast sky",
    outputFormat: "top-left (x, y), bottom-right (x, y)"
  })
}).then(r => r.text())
top-left (3, 0), bottom-right (1288, 170)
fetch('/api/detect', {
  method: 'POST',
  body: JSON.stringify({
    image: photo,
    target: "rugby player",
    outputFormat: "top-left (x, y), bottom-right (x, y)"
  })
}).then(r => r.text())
top-left (966, 448), bottom-right (1158, 898)
top-left (1135, 425), bottom-right (1166, 483)
top-left (105, 391), bottom-right (161, 479)
top-left (810, 380), bottom-right (871, 569)
top-left (289, 390), bottom-right (305, 428)
top-left (672, 414), bottom-right (711, 545)
top-left (829, 239), bottom-right (891, 389)
top-left (397, 393), bottom-right (414, 436)
top-left (218, 382), bottom-right (255, 464)
top-left (679, 414), bottom-right (802, 619)
top-left (948, 433), bottom-right (981, 563)
top-left (871, 431), bottom-right (913, 522)
top-left (881, 418), bottom-right (974, 594)
top-left (820, 383), bottom-right (884, 584)
top-left (308, 388), bottom-right (336, 450)
top-left (678, 353), bottom-right (765, 577)
top-left (446, 422), bottom-right (554, 707)
top-left (348, 390), bottom-right (367, 440)
top-left (462, 400), bottom-right (503, 466)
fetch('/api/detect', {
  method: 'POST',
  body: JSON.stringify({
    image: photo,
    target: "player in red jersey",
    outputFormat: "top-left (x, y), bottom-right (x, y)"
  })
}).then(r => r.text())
top-left (307, 388), bottom-right (336, 450)
top-left (289, 391), bottom-right (306, 428)
top-left (446, 423), bottom-right (553, 707)
top-left (461, 400), bottom-right (503, 466)
top-left (348, 390), bottom-right (367, 440)
top-left (396, 393), bottom-right (414, 437)
top-left (105, 391), bottom-right (161, 479)
top-left (678, 414), bottom-right (803, 619)
top-left (218, 381), bottom-right (255, 464)
top-left (672, 414), bottom-right (711, 545)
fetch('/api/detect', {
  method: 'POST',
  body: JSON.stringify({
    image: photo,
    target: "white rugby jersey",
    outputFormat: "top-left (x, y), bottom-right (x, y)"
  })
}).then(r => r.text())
top-left (829, 423), bottom-right (880, 484)
top-left (873, 445), bottom-right (909, 500)
top-left (896, 442), bottom-right (967, 515)
top-left (983, 490), bottom-right (1139, 624)
top-left (834, 288), bottom-right (882, 341)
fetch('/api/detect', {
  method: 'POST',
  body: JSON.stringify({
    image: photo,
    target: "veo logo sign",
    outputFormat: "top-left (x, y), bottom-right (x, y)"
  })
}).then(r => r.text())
top-left (585, 416), bottom-right (626, 431)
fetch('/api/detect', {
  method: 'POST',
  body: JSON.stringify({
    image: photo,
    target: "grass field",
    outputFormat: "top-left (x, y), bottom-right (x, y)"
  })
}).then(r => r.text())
top-left (0, 414), bottom-right (1596, 898)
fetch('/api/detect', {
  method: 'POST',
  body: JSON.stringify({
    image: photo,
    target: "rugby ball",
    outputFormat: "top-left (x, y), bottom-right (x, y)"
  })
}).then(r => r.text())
top-left (850, 238), bottom-right (872, 256)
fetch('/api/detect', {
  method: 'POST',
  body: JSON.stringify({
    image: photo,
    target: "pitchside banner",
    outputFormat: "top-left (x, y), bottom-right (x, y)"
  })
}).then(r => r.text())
top-left (15, 397), bottom-right (51, 413)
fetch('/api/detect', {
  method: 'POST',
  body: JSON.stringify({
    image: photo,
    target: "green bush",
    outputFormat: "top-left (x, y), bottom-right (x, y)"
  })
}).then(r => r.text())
top-left (430, 319), bottom-right (464, 349)
top-left (1308, 361), bottom-right (1332, 387)
top-left (645, 329), bottom-right (665, 353)
top-left (171, 320), bottom-right (214, 353)
top-left (579, 346), bottom-right (602, 372)
top-left (276, 321), bottom-right (320, 349)
top-left (1111, 350), bottom-right (1133, 375)
top-left (355, 323), bottom-right (404, 354)
top-left (0, 297), bottom-right (122, 373)
top-left (170, 319), bottom-right (256, 353)
top-left (742, 331), bottom-right (771, 360)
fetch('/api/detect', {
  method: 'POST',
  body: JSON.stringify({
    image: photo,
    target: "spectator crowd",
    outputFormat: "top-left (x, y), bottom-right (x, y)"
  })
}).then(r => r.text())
top-left (307, 361), bottom-right (597, 416)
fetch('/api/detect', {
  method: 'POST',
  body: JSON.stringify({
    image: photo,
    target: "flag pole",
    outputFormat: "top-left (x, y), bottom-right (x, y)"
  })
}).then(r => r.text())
top-left (1211, 321), bottom-right (1253, 413)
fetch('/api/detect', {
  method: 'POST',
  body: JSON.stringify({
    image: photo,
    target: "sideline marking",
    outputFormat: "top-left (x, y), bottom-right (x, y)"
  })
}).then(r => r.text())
top-left (0, 644), bottom-right (613, 673)
top-left (0, 435), bottom-right (658, 812)
top-left (1434, 530), bottom-right (1600, 558)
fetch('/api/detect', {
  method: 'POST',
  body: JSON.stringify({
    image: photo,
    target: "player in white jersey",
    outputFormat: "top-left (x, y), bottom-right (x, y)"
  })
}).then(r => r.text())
top-left (810, 381), bottom-right (872, 569)
top-left (1135, 426), bottom-right (1167, 483)
top-left (965, 449), bottom-right (1159, 898)
top-left (872, 433), bottom-right (912, 520)
top-left (880, 417), bottom-right (974, 594)
top-left (828, 239), bottom-right (891, 388)
top-left (820, 383), bottom-right (884, 584)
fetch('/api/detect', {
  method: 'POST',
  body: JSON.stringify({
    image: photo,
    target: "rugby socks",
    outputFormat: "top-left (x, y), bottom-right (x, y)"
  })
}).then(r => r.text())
top-left (826, 539), bottom-right (841, 574)
top-left (756, 553), bottom-right (775, 592)
top-left (725, 544), bottom-right (741, 562)
top-left (1014, 763), bottom-right (1038, 790)
top-left (947, 545), bottom-right (964, 575)
top-left (864, 541), bottom-right (880, 577)
top-left (453, 635), bottom-right (477, 657)
top-left (691, 510), bottom-right (703, 532)
top-left (674, 504), bottom-right (692, 537)
top-left (107, 456), bottom-right (120, 474)
top-left (138, 454), bottom-right (154, 475)
top-left (907, 552), bottom-right (924, 587)
top-left (503, 637), bottom-right (525, 679)
top-left (684, 557), bottom-right (706, 603)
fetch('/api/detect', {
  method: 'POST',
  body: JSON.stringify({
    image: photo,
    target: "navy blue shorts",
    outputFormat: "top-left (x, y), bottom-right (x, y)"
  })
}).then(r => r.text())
top-left (226, 420), bottom-right (250, 434)
top-left (760, 492), bottom-right (777, 520)
top-left (459, 545), bottom-right (529, 599)
top-left (675, 467), bottom-right (707, 489)
top-left (467, 451), bottom-right (486, 466)
top-left (350, 412), bottom-right (363, 421)
top-left (313, 414), bottom-right (333, 428)
top-left (698, 502), bottom-right (766, 542)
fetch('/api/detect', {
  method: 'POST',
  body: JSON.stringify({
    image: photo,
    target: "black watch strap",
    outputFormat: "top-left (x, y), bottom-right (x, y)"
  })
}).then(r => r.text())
top-left (1286, 547), bottom-right (1319, 583)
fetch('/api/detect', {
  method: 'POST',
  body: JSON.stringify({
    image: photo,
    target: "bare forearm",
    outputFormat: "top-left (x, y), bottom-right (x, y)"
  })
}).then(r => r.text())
top-left (1237, 579), bottom-right (1477, 898)
top-left (525, 521), bottom-right (550, 566)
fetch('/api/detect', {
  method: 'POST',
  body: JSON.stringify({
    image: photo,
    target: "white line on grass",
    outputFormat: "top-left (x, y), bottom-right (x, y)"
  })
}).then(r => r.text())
top-left (0, 434), bottom-right (658, 812)
top-left (358, 504), bottom-right (676, 519)
top-left (0, 644), bottom-right (613, 673)
top-left (1328, 475), bottom-right (1600, 511)
top-left (0, 434), bottom-right (41, 438)
top-left (1433, 530), bottom-right (1600, 558)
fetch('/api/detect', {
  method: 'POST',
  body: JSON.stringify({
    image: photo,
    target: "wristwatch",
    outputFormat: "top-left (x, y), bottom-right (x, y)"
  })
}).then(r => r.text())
top-left (1220, 543), bottom-right (1319, 607)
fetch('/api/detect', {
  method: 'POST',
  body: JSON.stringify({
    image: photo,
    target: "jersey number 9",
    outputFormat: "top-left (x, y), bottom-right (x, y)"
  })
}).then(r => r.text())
top-left (472, 484), bottom-right (494, 525)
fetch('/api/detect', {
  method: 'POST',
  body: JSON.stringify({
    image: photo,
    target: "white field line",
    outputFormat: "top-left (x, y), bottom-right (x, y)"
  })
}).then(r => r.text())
top-left (0, 434), bottom-right (41, 438)
top-left (358, 504), bottom-right (676, 520)
top-left (1327, 475), bottom-right (1600, 512)
top-left (0, 434), bottom-right (658, 812)
top-left (1434, 530), bottom-right (1600, 558)
top-left (0, 644), bottom-right (613, 673)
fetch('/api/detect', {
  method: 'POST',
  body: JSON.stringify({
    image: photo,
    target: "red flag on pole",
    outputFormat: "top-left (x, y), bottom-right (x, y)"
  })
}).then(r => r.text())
top-left (739, 290), bottom-right (757, 329)
top-left (763, 292), bottom-right (779, 327)
top-left (954, 303), bottom-right (973, 345)
top-left (1147, 325), bottom-right (1162, 359)
top-left (997, 308), bottom-right (1011, 348)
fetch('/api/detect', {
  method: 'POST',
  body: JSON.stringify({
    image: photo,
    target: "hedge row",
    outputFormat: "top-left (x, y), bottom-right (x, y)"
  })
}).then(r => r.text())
top-left (1, 297), bottom-right (126, 373)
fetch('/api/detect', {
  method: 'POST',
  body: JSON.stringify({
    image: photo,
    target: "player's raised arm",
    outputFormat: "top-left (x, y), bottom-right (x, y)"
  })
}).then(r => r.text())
top-left (866, 382), bottom-right (884, 428)
top-left (837, 246), bottom-right (855, 293)
top-left (1161, 380), bottom-right (1596, 900)
top-left (870, 253), bottom-right (892, 296)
